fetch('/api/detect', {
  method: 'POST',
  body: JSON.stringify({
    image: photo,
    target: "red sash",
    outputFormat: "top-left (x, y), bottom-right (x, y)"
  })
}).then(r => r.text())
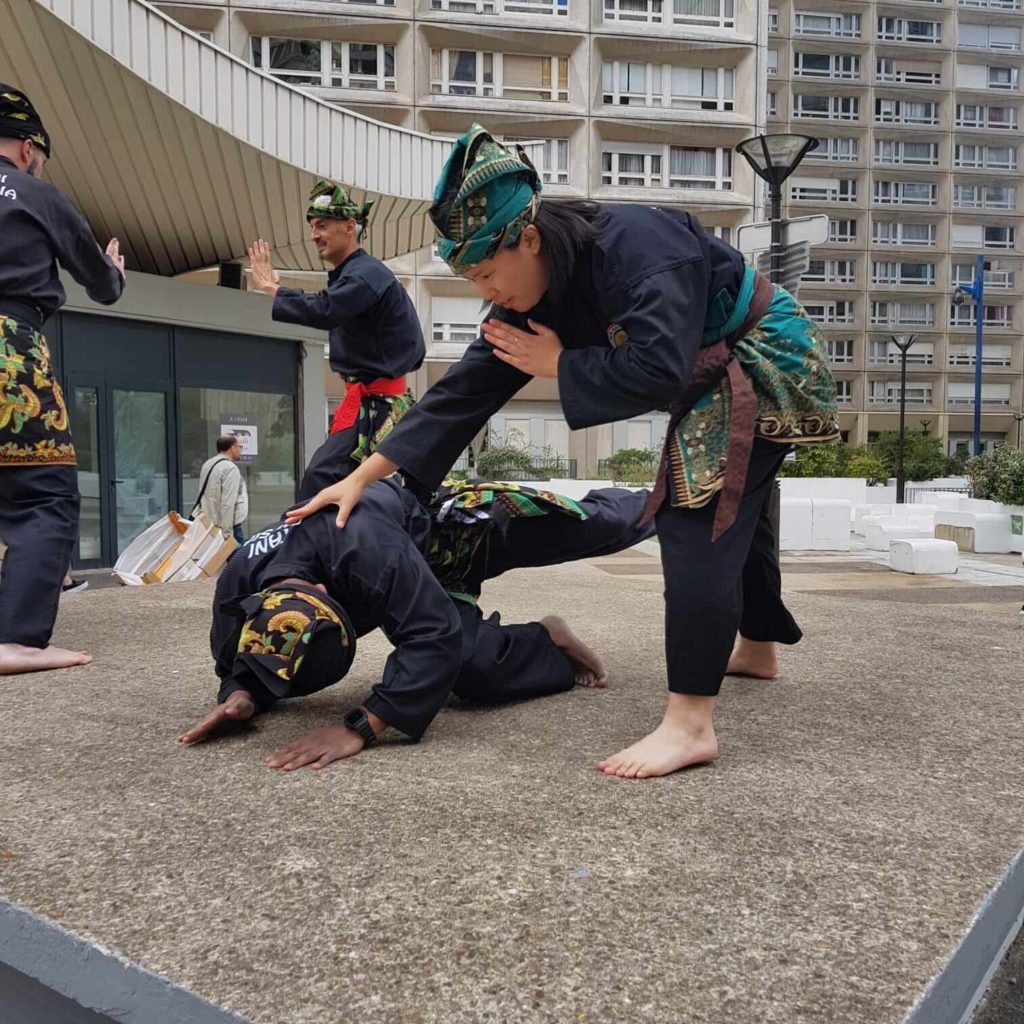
top-left (330, 376), bottom-right (407, 435)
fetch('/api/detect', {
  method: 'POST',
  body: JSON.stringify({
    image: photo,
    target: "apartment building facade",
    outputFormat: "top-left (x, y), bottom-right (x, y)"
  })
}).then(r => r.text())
top-left (768, 0), bottom-right (1024, 456)
top-left (157, 0), bottom-right (768, 472)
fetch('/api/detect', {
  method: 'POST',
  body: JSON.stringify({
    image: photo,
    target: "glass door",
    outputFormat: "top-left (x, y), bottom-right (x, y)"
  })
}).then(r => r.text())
top-left (71, 387), bottom-right (104, 568)
top-left (112, 389), bottom-right (170, 556)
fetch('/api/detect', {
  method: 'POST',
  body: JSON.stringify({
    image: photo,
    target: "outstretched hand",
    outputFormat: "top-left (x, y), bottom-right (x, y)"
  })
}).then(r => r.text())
top-left (480, 318), bottom-right (563, 378)
top-left (285, 475), bottom-right (367, 528)
top-left (246, 239), bottom-right (280, 297)
top-left (106, 237), bottom-right (126, 278)
top-left (177, 690), bottom-right (257, 746)
top-left (265, 725), bottom-right (366, 771)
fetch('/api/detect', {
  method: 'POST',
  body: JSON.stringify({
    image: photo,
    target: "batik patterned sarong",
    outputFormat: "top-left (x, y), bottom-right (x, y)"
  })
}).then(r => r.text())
top-left (425, 481), bottom-right (587, 603)
top-left (668, 278), bottom-right (840, 510)
top-left (0, 315), bottom-right (75, 467)
top-left (349, 382), bottom-right (416, 468)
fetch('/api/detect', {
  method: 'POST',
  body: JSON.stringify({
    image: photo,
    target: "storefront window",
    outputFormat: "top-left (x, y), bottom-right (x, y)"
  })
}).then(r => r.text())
top-left (179, 387), bottom-right (297, 536)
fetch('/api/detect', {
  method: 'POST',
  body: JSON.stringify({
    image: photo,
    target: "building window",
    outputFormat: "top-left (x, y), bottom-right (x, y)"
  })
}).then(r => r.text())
top-left (251, 38), bottom-right (396, 90)
top-left (951, 223), bottom-right (1017, 249)
top-left (953, 185), bottom-right (1016, 211)
top-left (874, 140), bottom-right (939, 167)
top-left (952, 262), bottom-right (1015, 289)
top-left (873, 181), bottom-right (937, 206)
top-left (803, 299), bottom-right (854, 323)
top-left (768, 8), bottom-right (779, 31)
top-left (790, 177), bottom-right (857, 203)
top-left (794, 12), bottom-right (861, 38)
top-left (955, 104), bottom-right (1019, 130)
top-left (804, 259), bottom-right (855, 284)
top-left (950, 303), bottom-right (1011, 327)
top-left (793, 52), bottom-right (860, 79)
top-left (601, 145), bottom-right (733, 190)
top-left (870, 301), bottom-right (935, 326)
top-left (988, 66), bottom-right (1019, 90)
top-left (960, 23), bottom-right (1021, 51)
top-left (874, 99), bottom-right (939, 126)
top-left (948, 344), bottom-right (1012, 368)
top-left (504, 136), bottom-right (570, 184)
top-left (948, 382), bottom-right (1011, 407)
top-left (869, 339), bottom-right (934, 366)
top-left (602, 0), bottom-right (736, 28)
top-left (827, 218), bottom-right (857, 242)
top-left (767, 50), bottom-right (778, 76)
top-left (805, 137), bottom-right (858, 163)
top-left (871, 261), bottom-right (936, 286)
top-left (601, 63), bottom-right (735, 111)
top-left (431, 0), bottom-right (568, 16)
top-left (835, 379), bottom-right (853, 403)
top-left (872, 221), bottom-right (937, 246)
top-left (954, 144), bottom-right (1017, 170)
top-left (877, 18), bottom-right (941, 44)
top-left (870, 381), bottom-right (933, 406)
top-left (430, 51), bottom-right (568, 101)
top-left (793, 94), bottom-right (859, 120)
top-left (876, 57), bottom-right (941, 85)
top-left (767, 91), bottom-right (777, 116)
top-left (826, 338), bottom-right (855, 363)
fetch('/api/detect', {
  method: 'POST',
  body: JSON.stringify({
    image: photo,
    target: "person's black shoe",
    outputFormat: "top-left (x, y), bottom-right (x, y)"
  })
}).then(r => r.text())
top-left (62, 578), bottom-right (89, 595)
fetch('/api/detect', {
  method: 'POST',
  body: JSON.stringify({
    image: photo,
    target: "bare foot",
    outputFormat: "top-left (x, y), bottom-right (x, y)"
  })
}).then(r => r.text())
top-left (598, 694), bottom-right (718, 779)
top-left (178, 689), bottom-right (257, 745)
top-left (726, 637), bottom-right (778, 679)
top-left (541, 615), bottom-right (607, 688)
top-left (0, 643), bottom-right (92, 675)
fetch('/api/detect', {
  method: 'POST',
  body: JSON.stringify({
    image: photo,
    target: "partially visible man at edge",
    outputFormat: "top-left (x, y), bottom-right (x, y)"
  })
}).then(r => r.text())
top-left (0, 83), bottom-right (125, 675)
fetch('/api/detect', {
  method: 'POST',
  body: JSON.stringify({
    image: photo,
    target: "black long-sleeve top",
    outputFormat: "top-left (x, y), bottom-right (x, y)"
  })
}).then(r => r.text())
top-left (0, 156), bottom-right (124, 318)
top-left (210, 479), bottom-right (461, 739)
top-left (271, 249), bottom-right (426, 382)
top-left (376, 204), bottom-right (744, 490)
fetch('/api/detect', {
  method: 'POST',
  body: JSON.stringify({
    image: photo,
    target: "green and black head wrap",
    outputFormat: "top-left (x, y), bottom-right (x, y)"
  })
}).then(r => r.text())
top-left (230, 582), bottom-right (356, 699)
top-left (306, 178), bottom-right (374, 225)
top-left (429, 124), bottom-right (542, 273)
top-left (0, 83), bottom-right (51, 158)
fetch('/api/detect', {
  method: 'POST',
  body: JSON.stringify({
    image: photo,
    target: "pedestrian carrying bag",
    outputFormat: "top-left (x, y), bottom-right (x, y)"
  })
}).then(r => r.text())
top-left (189, 457), bottom-right (228, 519)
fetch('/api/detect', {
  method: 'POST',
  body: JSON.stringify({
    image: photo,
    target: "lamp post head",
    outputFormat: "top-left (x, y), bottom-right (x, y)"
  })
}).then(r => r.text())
top-left (891, 333), bottom-right (917, 352)
top-left (736, 133), bottom-right (820, 188)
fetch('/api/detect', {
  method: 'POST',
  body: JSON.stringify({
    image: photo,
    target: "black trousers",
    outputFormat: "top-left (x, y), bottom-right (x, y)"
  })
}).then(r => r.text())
top-left (0, 463), bottom-right (80, 648)
top-left (297, 395), bottom-right (399, 502)
top-left (657, 439), bottom-right (802, 697)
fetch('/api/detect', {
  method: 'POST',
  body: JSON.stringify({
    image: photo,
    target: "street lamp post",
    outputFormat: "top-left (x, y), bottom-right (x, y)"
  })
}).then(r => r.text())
top-left (891, 333), bottom-right (917, 504)
top-left (736, 134), bottom-right (819, 285)
top-left (952, 253), bottom-right (986, 456)
top-left (1014, 412), bottom-right (1024, 448)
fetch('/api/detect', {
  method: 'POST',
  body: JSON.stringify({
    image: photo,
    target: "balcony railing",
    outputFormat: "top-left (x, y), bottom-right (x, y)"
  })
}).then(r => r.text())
top-left (948, 397), bottom-right (1011, 407)
top-left (948, 353), bottom-right (1013, 367)
top-left (960, 0), bottom-right (1022, 8)
top-left (870, 394), bottom-right (934, 406)
top-left (869, 353), bottom-right (934, 366)
top-left (951, 270), bottom-right (1016, 288)
top-left (876, 69), bottom-right (941, 86)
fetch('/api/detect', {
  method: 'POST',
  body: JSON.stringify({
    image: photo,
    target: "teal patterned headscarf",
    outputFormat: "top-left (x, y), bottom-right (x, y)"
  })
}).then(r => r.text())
top-left (306, 179), bottom-right (374, 224)
top-left (430, 125), bottom-right (542, 272)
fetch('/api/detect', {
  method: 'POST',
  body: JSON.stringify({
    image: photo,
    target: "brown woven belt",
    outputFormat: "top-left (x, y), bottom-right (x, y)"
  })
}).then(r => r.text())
top-left (640, 270), bottom-right (776, 541)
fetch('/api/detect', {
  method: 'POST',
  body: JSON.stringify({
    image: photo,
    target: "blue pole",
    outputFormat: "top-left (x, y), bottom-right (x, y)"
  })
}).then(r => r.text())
top-left (973, 254), bottom-right (985, 456)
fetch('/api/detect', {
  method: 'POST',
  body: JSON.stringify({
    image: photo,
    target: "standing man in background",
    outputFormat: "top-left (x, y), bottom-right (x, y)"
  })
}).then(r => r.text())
top-left (247, 179), bottom-right (425, 500)
top-left (0, 83), bottom-right (125, 675)
top-left (195, 435), bottom-right (249, 545)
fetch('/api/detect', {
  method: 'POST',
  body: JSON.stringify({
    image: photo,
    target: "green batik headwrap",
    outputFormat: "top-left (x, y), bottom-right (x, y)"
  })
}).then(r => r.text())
top-left (306, 179), bottom-right (374, 224)
top-left (0, 83), bottom-right (51, 158)
top-left (430, 124), bottom-right (542, 272)
top-left (232, 582), bottom-right (356, 699)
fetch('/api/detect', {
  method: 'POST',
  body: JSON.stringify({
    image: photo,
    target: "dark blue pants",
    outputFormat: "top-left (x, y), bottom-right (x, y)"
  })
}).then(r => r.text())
top-left (656, 440), bottom-right (802, 697)
top-left (0, 463), bottom-right (80, 648)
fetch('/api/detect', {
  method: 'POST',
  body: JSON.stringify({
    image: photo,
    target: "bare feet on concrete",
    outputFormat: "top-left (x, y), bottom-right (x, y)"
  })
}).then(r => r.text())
top-left (598, 693), bottom-right (719, 779)
top-left (726, 637), bottom-right (779, 679)
top-left (541, 614), bottom-right (608, 688)
top-left (0, 643), bottom-right (92, 675)
top-left (178, 689), bottom-right (257, 745)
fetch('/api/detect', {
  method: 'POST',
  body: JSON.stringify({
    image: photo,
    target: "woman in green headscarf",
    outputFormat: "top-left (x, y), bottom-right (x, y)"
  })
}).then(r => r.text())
top-left (286, 125), bottom-right (839, 779)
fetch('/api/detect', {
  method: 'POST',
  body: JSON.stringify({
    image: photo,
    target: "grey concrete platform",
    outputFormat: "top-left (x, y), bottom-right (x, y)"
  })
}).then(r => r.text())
top-left (2, 552), bottom-right (1024, 1024)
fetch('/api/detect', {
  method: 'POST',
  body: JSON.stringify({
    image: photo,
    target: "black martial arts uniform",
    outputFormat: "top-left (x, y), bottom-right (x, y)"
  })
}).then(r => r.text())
top-left (211, 479), bottom-right (653, 739)
top-left (375, 205), bottom-right (820, 698)
top-left (271, 249), bottom-right (426, 500)
top-left (0, 155), bottom-right (123, 648)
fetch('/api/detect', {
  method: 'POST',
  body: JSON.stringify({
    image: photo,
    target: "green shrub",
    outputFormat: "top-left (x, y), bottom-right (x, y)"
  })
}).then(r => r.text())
top-left (846, 450), bottom-right (889, 487)
top-left (476, 445), bottom-right (535, 479)
top-left (867, 431), bottom-right (947, 482)
top-left (967, 445), bottom-right (1024, 505)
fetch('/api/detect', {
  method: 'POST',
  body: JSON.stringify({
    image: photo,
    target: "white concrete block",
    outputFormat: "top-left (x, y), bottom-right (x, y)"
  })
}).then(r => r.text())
top-left (864, 523), bottom-right (933, 551)
top-left (854, 504), bottom-right (894, 534)
top-left (810, 499), bottom-right (851, 551)
top-left (906, 513), bottom-right (935, 533)
top-left (780, 498), bottom-right (813, 551)
top-left (958, 498), bottom-right (1002, 513)
top-left (889, 539), bottom-right (959, 575)
top-left (779, 478), bottom-right (867, 506)
top-left (867, 485), bottom-right (897, 503)
top-left (934, 511), bottom-right (1014, 553)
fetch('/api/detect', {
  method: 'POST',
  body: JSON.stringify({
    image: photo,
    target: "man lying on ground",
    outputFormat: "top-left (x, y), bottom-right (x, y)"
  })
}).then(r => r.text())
top-left (178, 478), bottom-right (653, 770)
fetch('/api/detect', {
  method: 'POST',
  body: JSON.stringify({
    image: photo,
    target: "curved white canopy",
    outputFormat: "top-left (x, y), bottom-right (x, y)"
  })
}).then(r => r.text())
top-left (0, 0), bottom-right (463, 272)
